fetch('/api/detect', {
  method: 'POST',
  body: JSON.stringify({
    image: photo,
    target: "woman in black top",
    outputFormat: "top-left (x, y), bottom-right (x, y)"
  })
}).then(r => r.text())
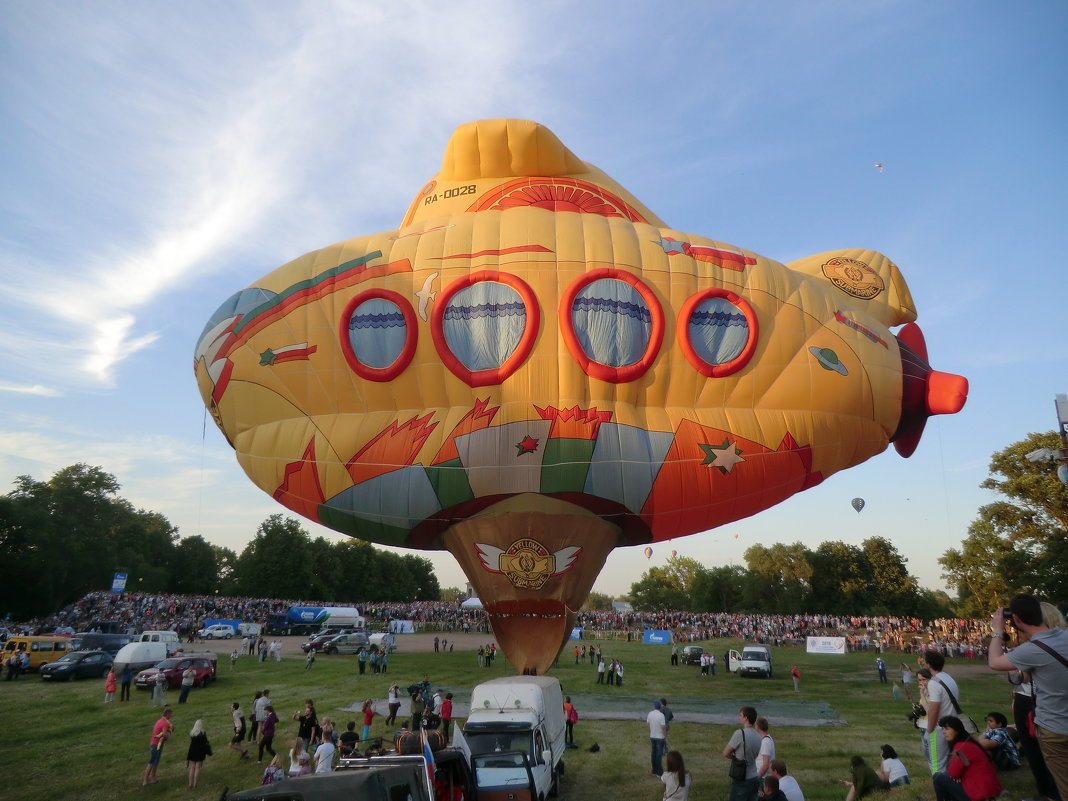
top-left (186, 719), bottom-right (213, 789)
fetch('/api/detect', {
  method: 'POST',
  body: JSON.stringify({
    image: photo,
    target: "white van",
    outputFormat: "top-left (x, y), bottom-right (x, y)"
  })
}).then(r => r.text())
top-left (728, 644), bottom-right (773, 678)
top-left (112, 630), bottom-right (181, 673)
top-left (456, 675), bottom-right (566, 798)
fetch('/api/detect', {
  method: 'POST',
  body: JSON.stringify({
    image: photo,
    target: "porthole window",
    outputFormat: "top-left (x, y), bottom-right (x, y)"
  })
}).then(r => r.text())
top-left (431, 271), bottom-right (540, 387)
top-left (339, 290), bottom-right (417, 381)
top-left (560, 268), bottom-right (664, 383)
top-left (677, 288), bottom-right (758, 377)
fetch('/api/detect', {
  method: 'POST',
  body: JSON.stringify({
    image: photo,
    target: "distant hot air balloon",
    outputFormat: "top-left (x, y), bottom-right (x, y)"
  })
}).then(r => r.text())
top-left (733, 534), bottom-right (740, 540)
top-left (671, 549), bottom-right (678, 557)
top-left (643, 546), bottom-right (653, 560)
top-left (874, 163), bottom-right (884, 173)
top-left (194, 118), bottom-right (967, 675)
top-left (851, 497), bottom-right (866, 513)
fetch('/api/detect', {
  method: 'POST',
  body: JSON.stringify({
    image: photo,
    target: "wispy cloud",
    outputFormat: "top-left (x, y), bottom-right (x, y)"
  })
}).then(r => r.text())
top-left (0, 382), bottom-right (61, 396)
top-left (0, 2), bottom-right (550, 389)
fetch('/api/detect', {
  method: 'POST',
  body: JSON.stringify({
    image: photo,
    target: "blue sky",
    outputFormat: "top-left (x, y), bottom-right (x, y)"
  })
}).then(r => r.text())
top-left (2, 2), bottom-right (1065, 597)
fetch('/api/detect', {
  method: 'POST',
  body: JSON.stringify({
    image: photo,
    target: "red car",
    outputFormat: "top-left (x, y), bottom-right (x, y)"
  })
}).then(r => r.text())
top-left (135, 654), bottom-right (217, 690)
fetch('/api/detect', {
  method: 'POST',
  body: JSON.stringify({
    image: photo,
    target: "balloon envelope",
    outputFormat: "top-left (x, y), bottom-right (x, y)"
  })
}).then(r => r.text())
top-left (194, 118), bottom-right (967, 673)
top-left (643, 547), bottom-right (653, 560)
top-left (851, 497), bottom-right (866, 513)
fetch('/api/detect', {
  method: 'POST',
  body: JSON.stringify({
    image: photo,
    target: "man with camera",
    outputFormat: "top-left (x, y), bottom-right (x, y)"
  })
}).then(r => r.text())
top-left (988, 594), bottom-right (1068, 801)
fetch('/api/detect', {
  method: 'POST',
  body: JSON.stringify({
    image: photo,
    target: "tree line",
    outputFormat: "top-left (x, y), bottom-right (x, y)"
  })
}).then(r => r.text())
top-left (2, 430), bottom-right (1062, 621)
top-left (626, 431), bottom-right (1066, 617)
top-left (0, 464), bottom-right (439, 620)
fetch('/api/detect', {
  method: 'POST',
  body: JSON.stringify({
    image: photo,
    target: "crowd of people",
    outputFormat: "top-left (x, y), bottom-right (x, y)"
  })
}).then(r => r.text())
top-left (6, 589), bottom-right (1067, 801)
top-left (6, 591), bottom-right (1002, 660)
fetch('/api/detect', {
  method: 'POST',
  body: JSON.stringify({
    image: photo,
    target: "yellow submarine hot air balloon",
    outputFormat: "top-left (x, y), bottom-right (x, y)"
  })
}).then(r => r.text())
top-left (194, 119), bottom-right (967, 674)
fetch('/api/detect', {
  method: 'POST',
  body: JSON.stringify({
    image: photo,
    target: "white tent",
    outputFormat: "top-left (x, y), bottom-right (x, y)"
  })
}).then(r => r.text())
top-left (460, 596), bottom-right (483, 609)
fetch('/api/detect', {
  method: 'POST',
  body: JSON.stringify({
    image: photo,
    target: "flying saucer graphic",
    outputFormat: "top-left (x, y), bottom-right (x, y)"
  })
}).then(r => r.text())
top-left (809, 346), bottom-right (848, 376)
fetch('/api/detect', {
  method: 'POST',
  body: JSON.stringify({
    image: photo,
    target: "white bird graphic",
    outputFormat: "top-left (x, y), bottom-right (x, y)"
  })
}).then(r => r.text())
top-left (416, 273), bottom-right (438, 321)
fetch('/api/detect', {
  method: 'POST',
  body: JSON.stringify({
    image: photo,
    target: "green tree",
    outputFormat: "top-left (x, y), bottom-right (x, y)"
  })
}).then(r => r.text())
top-left (401, 553), bottom-right (440, 601)
top-left (628, 555), bottom-right (708, 611)
top-left (584, 591), bottom-right (615, 611)
top-left (231, 514), bottom-right (319, 598)
top-left (0, 465), bottom-right (179, 617)
top-left (743, 542), bottom-right (813, 612)
top-left (860, 536), bottom-right (920, 614)
top-left (169, 535), bottom-right (221, 595)
top-left (807, 540), bottom-right (865, 613)
top-left (940, 432), bottom-right (1068, 612)
top-left (689, 565), bottom-right (747, 612)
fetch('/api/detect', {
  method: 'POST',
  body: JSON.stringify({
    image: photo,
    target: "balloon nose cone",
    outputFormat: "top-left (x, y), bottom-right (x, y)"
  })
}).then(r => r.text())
top-left (892, 323), bottom-right (968, 457)
top-left (927, 371), bottom-right (968, 416)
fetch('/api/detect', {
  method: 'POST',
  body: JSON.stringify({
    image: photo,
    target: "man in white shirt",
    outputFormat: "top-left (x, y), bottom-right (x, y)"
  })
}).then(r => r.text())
top-left (770, 760), bottom-right (804, 801)
top-left (756, 717), bottom-right (775, 778)
top-left (314, 731), bottom-right (335, 773)
top-left (647, 700), bottom-right (668, 776)
top-left (922, 649), bottom-right (959, 774)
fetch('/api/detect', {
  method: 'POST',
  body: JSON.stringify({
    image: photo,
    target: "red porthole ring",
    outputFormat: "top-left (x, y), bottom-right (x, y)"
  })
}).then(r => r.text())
top-left (338, 289), bottom-right (418, 382)
top-left (677, 288), bottom-right (758, 377)
top-left (431, 270), bottom-right (541, 387)
top-left (560, 268), bottom-right (665, 383)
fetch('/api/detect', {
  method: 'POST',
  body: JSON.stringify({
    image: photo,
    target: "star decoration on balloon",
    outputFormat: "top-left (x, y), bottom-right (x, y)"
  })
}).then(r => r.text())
top-left (515, 435), bottom-right (540, 456)
top-left (699, 438), bottom-right (746, 473)
top-left (259, 348), bottom-right (278, 366)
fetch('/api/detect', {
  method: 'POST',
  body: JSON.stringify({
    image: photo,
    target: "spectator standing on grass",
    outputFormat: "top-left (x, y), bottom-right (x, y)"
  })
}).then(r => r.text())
top-left (563, 696), bottom-right (577, 746)
top-left (152, 670), bottom-right (167, 706)
top-left (988, 594), bottom-right (1068, 800)
top-left (386, 682), bottom-right (401, 726)
top-left (770, 760), bottom-right (804, 801)
top-left (258, 704), bottom-right (279, 763)
top-left (120, 663), bottom-right (133, 702)
top-left (756, 717), bottom-right (775, 778)
top-left (361, 699), bottom-right (376, 743)
top-left (104, 668), bottom-right (117, 703)
top-left (253, 690), bottom-right (271, 743)
top-left (179, 665), bottom-right (196, 704)
top-left (596, 656), bottom-right (605, 684)
top-left (142, 706), bottom-right (174, 786)
top-left (876, 657), bottom-right (888, 683)
top-left (230, 649), bottom-right (238, 671)
top-left (647, 700), bottom-right (668, 777)
top-left (229, 702), bottom-right (251, 759)
top-left (185, 718), bottom-right (213, 789)
top-left (723, 706), bottom-right (761, 801)
top-left (248, 690), bottom-right (263, 741)
top-left (314, 730), bottom-right (335, 773)
top-left (660, 698), bottom-right (674, 733)
top-left (923, 649), bottom-right (961, 774)
top-left (442, 693), bottom-right (454, 741)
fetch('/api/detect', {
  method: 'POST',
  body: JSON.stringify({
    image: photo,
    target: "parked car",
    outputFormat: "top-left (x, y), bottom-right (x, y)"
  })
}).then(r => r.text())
top-left (135, 653), bottom-right (217, 690)
top-left (300, 630), bottom-right (350, 653)
top-left (40, 650), bottom-right (114, 681)
top-left (321, 632), bottom-right (370, 655)
top-left (681, 645), bottom-right (705, 665)
top-left (197, 624), bottom-right (236, 640)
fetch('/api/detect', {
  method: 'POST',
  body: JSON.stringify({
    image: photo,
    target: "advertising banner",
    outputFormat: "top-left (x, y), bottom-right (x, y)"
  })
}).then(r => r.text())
top-left (110, 573), bottom-right (128, 594)
top-left (806, 636), bottom-right (846, 654)
top-left (643, 629), bottom-right (672, 645)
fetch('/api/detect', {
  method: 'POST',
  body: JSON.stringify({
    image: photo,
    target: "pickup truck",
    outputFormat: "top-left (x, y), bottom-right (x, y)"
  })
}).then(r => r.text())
top-left (222, 749), bottom-right (473, 801)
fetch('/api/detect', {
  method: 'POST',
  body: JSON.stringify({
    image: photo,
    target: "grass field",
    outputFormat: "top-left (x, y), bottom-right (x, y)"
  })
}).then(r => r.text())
top-left (0, 636), bottom-right (1033, 801)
